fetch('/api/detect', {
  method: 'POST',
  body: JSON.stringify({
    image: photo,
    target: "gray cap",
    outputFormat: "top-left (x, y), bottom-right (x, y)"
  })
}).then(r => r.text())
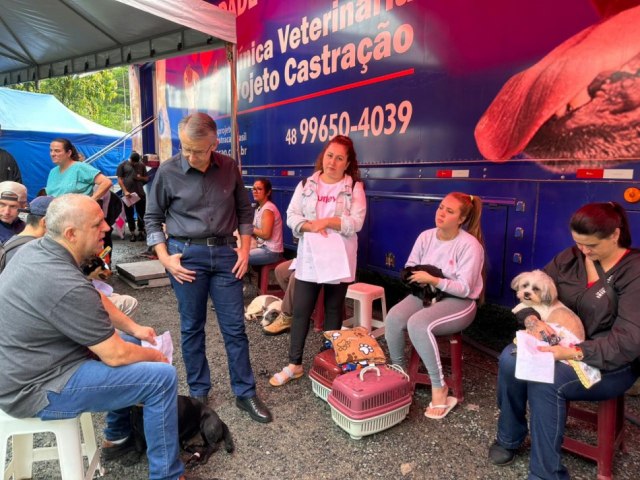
top-left (0, 181), bottom-right (27, 204)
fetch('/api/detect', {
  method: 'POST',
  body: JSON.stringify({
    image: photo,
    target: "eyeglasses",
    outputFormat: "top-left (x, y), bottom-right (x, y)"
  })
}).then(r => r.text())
top-left (180, 143), bottom-right (215, 157)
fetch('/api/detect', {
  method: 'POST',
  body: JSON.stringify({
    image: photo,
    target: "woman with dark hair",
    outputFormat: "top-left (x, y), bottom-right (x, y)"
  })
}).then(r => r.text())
top-left (489, 202), bottom-right (640, 479)
top-left (249, 177), bottom-right (283, 266)
top-left (385, 192), bottom-right (485, 419)
top-left (45, 138), bottom-right (112, 200)
top-left (268, 135), bottom-right (366, 386)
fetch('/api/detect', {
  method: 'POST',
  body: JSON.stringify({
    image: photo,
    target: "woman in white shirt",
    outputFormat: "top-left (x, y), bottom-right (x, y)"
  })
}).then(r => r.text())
top-left (269, 135), bottom-right (366, 386)
top-left (249, 178), bottom-right (283, 266)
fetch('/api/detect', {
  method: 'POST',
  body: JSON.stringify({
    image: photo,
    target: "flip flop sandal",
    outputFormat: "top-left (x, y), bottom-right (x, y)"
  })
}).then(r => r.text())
top-left (424, 396), bottom-right (458, 420)
top-left (269, 366), bottom-right (304, 387)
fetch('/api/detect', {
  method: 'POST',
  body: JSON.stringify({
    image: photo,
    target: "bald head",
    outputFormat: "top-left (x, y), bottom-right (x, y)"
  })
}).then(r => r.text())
top-left (45, 194), bottom-right (109, 263)
top-left (46, 194), bottom-right (90, 238)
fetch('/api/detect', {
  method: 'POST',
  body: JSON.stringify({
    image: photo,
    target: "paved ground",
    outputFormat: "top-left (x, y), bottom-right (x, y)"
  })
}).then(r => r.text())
top-left (23, 237), bottom-right (640, 479)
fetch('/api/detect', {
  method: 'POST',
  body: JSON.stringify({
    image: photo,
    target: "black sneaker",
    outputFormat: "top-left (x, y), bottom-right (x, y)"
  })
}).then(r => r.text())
top-left (488, 441), bottom-right (517, 466)
top-left (137, 231), bottom-right (146, 241)
top-left (101, 436), bottom-right (137, 461)
top-left (129, 233), bottom-right (137, 242)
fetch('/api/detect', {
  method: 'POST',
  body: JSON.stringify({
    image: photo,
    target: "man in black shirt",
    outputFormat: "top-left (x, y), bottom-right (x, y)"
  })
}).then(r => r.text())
top-left (116, 151), bottom-right (148, 242)
top-left (145, 113), bottom-right (272, 424)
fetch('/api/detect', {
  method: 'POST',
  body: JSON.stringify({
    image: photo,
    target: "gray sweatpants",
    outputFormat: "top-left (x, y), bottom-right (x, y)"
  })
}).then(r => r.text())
top-left (385, 294), bottom-right (477, 388)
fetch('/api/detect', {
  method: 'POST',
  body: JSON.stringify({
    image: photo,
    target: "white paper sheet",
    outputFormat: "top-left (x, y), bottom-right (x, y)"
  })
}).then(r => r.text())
top-left (142, 330), bottom-right (174, 364)
top-left (515, 330), bottom-right (555, 383)
top-left (122, 192), bottom-right (141, 207)
top-left (303, 231), bottom-right (350, 283)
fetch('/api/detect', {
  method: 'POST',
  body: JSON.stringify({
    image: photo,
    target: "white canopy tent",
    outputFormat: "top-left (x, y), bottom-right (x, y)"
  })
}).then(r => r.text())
top-left (0, 0), bottom-right (240, 160)
top-left (0, 0), bottom-right (235, 85)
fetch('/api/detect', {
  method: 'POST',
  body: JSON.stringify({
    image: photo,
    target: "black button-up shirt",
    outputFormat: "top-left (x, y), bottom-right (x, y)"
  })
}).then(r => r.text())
top-left (145, 151), bottom-right (253, 246)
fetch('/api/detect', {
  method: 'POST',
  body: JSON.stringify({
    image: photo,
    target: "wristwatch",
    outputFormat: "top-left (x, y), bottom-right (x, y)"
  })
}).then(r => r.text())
top-left (573, 346), bottom-right (584, 361)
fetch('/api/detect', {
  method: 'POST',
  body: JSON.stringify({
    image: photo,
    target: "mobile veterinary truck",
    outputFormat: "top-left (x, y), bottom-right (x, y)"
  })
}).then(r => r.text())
top-left (134, 0), bottom-right (640, 305)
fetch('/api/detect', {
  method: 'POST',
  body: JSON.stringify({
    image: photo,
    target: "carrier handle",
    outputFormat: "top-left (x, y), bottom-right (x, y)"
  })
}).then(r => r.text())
top-left (359, 365), bottom-right (381, 381)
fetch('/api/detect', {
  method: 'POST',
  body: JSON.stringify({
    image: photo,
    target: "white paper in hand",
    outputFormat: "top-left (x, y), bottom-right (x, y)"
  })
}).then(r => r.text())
top-left (142, 330), bottom-right (174, 364)
top-left (515, 330), bottom-right (555, 383)
top-left (305, 231), bottom-right (350, 283)
top-left (122, 192), bottom-right (140, 207)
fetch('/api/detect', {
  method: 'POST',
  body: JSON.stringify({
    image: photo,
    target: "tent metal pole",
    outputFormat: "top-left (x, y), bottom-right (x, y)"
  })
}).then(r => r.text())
top-left (227, 42), bottom-right (240, 170)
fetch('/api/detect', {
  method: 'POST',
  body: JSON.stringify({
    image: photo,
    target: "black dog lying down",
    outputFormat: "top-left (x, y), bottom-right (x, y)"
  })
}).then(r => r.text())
top-left (400, 264), bottom-right (448, 307)
top-left (131, 395), bottom-right (234, 468)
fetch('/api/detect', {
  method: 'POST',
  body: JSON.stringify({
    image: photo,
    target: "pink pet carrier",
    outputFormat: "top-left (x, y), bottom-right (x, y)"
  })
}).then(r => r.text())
top-left (327, 365), bottom-right (412, 439)
top-left (308, 349), bottom-right (343, 402)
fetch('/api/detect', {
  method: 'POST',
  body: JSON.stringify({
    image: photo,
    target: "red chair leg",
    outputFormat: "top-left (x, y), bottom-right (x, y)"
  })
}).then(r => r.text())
top-left (258, 265), bottom-right (270, 295)
top-left (407, 334), bottom-right (464, 403)
top-left (562, 396), bottom-right (625, 480)
top-left (448, 333), bottom-right (464, 403)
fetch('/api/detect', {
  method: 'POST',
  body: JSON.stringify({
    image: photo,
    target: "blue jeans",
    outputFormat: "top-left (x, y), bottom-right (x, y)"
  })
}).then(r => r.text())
top-left (248, 246), bottom-right (281, 266)
top-left (167, 238), bottom-right (256, 398)
top-left (496, 343), bottom-right (638, 479)
top-left (37, 357), bottom-right (182, 480)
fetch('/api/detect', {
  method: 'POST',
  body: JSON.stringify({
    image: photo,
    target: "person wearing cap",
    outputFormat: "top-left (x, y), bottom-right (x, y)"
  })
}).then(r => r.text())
top-left (0, 181), bottom-right (27, 243)
top-left (0, 196), bottom-right (54, 266)
top-left (117, 151), bottom-right (148, 242)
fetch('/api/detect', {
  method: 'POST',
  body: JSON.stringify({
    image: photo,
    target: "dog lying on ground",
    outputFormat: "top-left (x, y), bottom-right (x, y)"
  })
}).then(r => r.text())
top-left (400, 265), bottom-right (448, 307)
top-left (131, 395), bottom-right (234, 468)
top-left (244, 294), bottom-right (282, 326)
top-left (511, 269), bottom-right (585, 343)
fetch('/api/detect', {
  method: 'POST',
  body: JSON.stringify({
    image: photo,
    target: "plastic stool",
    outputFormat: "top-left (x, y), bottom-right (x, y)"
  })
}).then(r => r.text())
top-left (562, 396), bottom-right (625, 480)
top-left (407, 333), bottom-right (464, 402)
top-left (257, 259), bottom-right (286, 296)
top-left (0, 410), bottom-right (102, 480)
top-left (343, 283), bottom-right (387, 338)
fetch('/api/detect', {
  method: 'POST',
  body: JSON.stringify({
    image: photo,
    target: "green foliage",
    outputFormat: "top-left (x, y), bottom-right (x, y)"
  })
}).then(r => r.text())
top-left (11, 67), bottom-right (130, 131)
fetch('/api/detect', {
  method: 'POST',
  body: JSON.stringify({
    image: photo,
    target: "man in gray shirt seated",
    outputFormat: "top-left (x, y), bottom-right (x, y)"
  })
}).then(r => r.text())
top-left (0, 194), bottom-right (186, 480)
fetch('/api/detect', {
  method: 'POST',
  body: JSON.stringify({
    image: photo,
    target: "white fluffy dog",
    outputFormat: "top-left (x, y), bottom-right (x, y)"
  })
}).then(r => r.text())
top-left (511, 269), bottom-right (585, 343)
top-left (244, 294), bottom-right (282, 326)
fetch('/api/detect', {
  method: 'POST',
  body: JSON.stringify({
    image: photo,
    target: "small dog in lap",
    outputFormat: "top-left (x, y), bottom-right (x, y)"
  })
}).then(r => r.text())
top-left (511, 269), bottom-right (585, 343)
top-left (400, 264), bottom-right (447, 307)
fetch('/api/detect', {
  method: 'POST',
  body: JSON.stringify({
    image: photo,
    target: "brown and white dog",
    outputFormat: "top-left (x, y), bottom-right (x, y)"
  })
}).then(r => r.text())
top-left (511, 269), bottom-right (585, 343)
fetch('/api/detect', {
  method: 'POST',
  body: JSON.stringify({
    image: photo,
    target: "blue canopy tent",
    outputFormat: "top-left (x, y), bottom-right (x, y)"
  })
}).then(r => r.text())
top-left (0, 87), bottom-right (129, 200)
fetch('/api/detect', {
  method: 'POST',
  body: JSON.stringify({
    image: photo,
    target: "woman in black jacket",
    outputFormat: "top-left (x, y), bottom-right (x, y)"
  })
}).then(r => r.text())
top-left (489, 202), bottom-right (640, 479)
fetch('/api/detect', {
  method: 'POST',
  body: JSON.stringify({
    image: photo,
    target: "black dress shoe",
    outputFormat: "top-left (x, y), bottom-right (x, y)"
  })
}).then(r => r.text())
top-left (488, 441), bottom-right (517, 465)
top-left (191, 394), bottom-right (208, 405)
top-left (236, 395), bottom-right (273, 423)
top-left (101, 435), bottom-right (137, 461)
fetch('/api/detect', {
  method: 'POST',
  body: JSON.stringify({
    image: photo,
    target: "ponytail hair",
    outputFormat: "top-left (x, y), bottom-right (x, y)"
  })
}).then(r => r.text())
top-left (449, 192), bottom-right (484, 247)
top-left (449, 192), bottom-right (486, 303)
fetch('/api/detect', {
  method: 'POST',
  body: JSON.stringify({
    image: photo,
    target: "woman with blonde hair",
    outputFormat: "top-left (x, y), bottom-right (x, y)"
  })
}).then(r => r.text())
top-left (385, 192), bottom-right (485, 419)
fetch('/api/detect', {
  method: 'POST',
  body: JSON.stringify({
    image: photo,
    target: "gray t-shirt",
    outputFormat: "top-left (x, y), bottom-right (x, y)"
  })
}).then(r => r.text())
top-left (0, 236), bottom-right (115, 417)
